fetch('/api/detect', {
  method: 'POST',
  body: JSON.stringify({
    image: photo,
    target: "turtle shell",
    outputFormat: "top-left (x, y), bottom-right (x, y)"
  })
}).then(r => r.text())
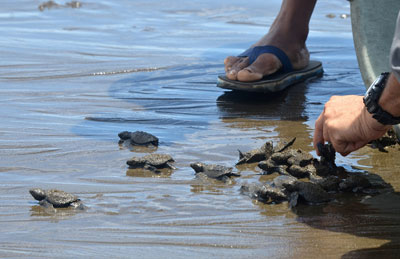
top-left (190, 162), bottom-right (236, 179)
top-left (45, 189), bottom-right (79, 208)
top-left (118, 131), bottom-right (159, 146)
top-left (127, 154), bottom-right (174, 169)
top-left (129, 131), bottom-right (159, 146)
top-left (272, 175), bottom-right (298, 189)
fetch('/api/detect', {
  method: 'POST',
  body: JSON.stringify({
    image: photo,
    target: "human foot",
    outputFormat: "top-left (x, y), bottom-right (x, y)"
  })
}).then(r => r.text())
top-left (224, 34), bottom-right (310, 82)
top-left (224, 0), bottom-right (316, 82)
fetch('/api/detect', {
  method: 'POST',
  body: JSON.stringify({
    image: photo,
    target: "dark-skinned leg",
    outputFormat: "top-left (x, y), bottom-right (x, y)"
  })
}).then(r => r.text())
top-left (224, 0), bottom-right (317, 82)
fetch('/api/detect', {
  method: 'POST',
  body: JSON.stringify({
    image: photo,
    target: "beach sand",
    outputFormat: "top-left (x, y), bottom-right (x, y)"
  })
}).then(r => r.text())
top-left (1, 0), bottom-right (400, 257)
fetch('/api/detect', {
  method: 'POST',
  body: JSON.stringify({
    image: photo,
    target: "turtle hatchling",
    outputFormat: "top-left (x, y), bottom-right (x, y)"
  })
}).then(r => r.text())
top-left (127, 154), bottom-right (175, 172)
top-left (190, 162), bottom-right (240, 181)
top-left (29, 188), bottom-right (85, 209)
top-left (118, 131), bottom-right (159, 146)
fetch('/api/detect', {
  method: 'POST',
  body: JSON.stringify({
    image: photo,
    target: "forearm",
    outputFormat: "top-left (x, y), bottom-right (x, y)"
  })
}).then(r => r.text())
top-left (379, 72), bottom-right (400, 117)
top-left (383, 10), bottom-right (400, 116)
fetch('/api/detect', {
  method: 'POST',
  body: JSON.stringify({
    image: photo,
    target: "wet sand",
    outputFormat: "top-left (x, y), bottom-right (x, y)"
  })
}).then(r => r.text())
top-left (1, 0), bottom-right (400, 258)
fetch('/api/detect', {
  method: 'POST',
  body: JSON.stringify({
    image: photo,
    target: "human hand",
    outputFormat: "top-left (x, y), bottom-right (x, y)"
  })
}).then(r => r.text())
top-left (313, 95), bottom-right (391, 156)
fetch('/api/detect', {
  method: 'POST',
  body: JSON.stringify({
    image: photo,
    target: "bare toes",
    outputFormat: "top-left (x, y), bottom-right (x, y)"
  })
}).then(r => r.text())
top-left (237, 53), bottom-right (281, 82)
top-left (225, 57), bottom-right (249, 80)
top-left (237, 68), bottom-right (263, 82)
top-left (224, 56), bottom-right (240, 68)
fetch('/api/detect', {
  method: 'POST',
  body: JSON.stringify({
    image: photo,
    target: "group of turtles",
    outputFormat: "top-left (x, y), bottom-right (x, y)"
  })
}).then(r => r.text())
top-left (30, 130), bottom-right (391, 210)
top-left (238, 140), bottom-right (385, 207)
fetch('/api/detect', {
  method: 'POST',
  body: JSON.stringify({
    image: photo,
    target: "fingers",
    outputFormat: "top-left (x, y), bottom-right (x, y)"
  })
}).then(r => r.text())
top-left (313, 111), bottom-right (325, 156)
top-left (313, 95), bottom-right (377, 157)
top-left (335, 140), bottom-right (368, 156)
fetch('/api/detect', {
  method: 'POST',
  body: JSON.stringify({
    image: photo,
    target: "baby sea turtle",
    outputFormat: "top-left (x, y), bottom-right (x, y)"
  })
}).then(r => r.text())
top-left (258, 160), bottom-right (289, 175)
top-left (29, 188), bottom-right (85, 209)
top-left (283, 181), bottom-right (332, 204)
top-left (286, 149), bottom-right (314, 167)
top-left (257, 184), bottom-right (288, 203)
top-left (258, 148), bottom-right (314, 179)
top-left (190, 162), bottom-right (240, 181)
top-left (38, 0), bottom-right (81, 11)
top-left (287, 165), bottom-right (311, 179)
top-left (311, 175), bottom-right (341, 192)
top-left (236, 138), bottom-right (296, 165)
top-left (127, 154), bottom-right (175, 172)
top-left (240, 183), bottom-right (288, 204)
top-left (339, 174), bottom-right (371, 192)
top-left (272, 175), bottom-right (298, 189)
top-left (273, 137), bottom-right (296, 153)
top-left (317, 142), bottom-right (336, 169)
top-left (241, 173), bottom-right (332, 206)
top-left (369, 129), bottom-right (399, 152)
top-left (118, 131), bottom-right (159, 146)
top-left (236, 141), bottom-right (273, 165)
top-left (241, 176), bottom-right (301, 205)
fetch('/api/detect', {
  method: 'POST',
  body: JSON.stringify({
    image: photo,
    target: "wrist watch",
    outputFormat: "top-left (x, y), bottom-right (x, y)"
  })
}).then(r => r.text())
top-left (363, 72), bottom-right (400, 125)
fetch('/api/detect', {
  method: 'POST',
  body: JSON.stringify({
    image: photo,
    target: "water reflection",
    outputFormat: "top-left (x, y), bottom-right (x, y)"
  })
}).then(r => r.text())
top-left (217, 82), bottom-right (308, 121)
top-left (126, 168), bottom-right (173, 178)
top-left (73, 63), bottom-right (222, 144)
top-left (190, 172), bottom-right (238, 194)
top-left (118, 141), bottom-right (158, 153)
top-left (30, 205), bottom-right (80, 220)
top-left (216, 81), bottom-right (315, 156)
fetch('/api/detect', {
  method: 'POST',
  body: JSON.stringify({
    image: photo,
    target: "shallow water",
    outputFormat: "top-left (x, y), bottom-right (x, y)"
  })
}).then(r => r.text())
top-left (1, 0), bottom-right (400, 258)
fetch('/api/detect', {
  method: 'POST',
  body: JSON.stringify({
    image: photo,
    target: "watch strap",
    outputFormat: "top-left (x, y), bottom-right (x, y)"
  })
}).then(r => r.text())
top-left (363, 72), bottom-right (400, 125)
top-left (371, 105), bottom-right (400, 125)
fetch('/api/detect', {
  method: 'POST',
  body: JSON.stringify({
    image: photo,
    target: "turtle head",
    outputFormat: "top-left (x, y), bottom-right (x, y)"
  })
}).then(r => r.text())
top-left (29, 188), bottom-right (47, 201)
top-left (190, 162), bottom-right (205, 173)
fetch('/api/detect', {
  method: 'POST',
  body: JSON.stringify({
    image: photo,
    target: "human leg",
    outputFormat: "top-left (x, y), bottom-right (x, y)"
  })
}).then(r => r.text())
top-left (224, 0), bottom-right (317, 82)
